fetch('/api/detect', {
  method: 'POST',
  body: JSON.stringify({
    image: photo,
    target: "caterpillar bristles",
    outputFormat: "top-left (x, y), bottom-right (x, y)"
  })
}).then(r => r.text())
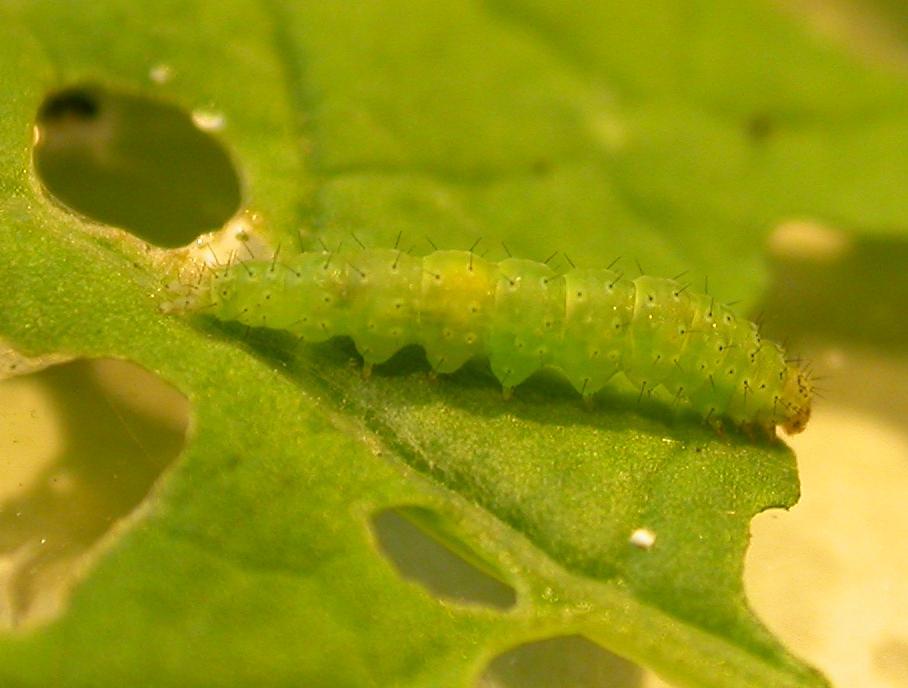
top-left (176, 245), bottom-right (813, 438)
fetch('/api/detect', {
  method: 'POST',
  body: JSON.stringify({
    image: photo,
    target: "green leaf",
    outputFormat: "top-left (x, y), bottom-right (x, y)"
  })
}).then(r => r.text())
top-left (9, 1), bottom-right (908, 686)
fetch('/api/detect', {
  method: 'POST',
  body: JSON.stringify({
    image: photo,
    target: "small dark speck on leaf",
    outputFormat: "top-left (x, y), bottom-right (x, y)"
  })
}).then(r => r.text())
top-left (38, 88), bottom-right (100, 122)
top-left (746, 113), bottom-right (773, 142)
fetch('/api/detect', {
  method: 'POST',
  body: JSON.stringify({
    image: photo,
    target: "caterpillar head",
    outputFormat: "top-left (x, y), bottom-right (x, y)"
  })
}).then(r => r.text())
top-left (160, 279), bottom-right (211, 314)
top-left (780, 368), bottom-right (812, 434)
top-left (158, 264), bottom-right (226, 315)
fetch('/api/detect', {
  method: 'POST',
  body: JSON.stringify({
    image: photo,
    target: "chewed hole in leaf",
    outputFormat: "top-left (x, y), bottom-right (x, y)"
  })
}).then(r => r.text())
top-left (0, 358), bottom-right (189, 630)
top-left (32, 84), bottom-right (242, 248)
top-left (370, 507), bottom-right (516, 610)
top-left (476, 635), bottom-right (642, 688)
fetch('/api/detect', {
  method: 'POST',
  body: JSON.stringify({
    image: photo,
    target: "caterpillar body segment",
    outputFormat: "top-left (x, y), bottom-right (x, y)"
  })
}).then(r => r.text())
top-left (185, 248), bottom-right (811, 437)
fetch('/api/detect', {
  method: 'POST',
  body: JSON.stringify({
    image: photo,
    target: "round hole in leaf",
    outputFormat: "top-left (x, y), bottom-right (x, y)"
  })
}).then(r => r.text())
top-left (476, 635), bottom-right (642, 687)
top-left (371, 507), bottom-right (516, 610)
top-left (33, 84), bottom-right (242, 248)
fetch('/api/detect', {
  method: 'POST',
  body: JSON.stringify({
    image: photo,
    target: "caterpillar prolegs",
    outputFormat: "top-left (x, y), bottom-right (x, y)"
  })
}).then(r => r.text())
top-left (177, 247), bottom-right (812, 437)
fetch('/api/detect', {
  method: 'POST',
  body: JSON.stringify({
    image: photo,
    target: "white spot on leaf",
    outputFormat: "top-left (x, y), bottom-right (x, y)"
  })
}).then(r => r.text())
top-left (629, 527), bottom-right (656, 549)
top-left (768, 219), bottom-right (850, 262)
top-left (191, 108), bottom-right (226, 132)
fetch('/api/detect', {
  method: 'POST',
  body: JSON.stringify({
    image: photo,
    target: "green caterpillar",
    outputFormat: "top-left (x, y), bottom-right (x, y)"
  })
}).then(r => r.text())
top-left (177, 247), bottom-right (812, 437)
